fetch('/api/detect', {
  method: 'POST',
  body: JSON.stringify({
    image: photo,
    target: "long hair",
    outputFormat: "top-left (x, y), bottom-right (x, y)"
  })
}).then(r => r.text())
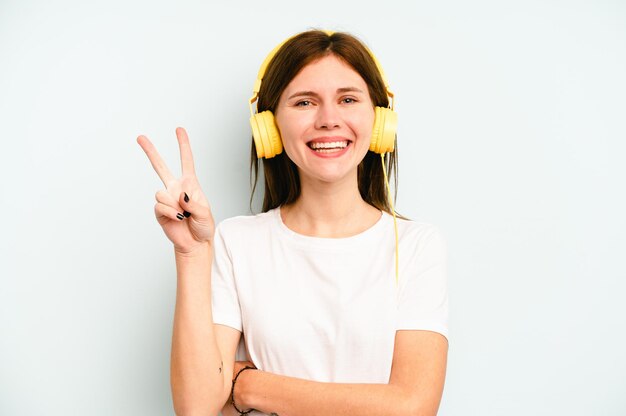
top-left (250, 30), bottom-right (399, 215)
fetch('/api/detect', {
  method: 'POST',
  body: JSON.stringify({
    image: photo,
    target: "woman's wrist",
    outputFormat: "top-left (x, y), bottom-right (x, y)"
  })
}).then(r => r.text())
top-left (174, 241), bottom-right (212, 258)
top-left (231, 365), bottom-right (257, 414)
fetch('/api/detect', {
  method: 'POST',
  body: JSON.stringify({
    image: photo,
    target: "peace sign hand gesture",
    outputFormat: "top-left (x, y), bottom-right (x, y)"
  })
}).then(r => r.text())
top-left (137, 127), bottom-right (215, 254)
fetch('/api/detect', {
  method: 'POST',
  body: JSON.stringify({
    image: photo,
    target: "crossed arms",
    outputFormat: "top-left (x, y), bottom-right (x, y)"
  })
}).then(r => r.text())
top-left (221, 329), bottom-right (448, 416)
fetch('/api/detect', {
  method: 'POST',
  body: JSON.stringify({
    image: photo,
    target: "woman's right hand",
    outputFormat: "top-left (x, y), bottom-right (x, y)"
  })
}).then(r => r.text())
top-left (137, 127), bottom-right (215, 254)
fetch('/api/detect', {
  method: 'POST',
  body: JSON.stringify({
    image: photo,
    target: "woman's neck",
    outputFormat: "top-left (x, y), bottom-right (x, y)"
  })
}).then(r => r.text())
top-left (280, 172), bottom-right (381, 238)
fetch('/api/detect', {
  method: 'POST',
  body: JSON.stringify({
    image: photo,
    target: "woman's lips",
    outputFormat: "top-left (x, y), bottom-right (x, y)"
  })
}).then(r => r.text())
top-left (308, 140), bottom-right (349, 150)
top-left (307, 141), bottom-right (352, 158)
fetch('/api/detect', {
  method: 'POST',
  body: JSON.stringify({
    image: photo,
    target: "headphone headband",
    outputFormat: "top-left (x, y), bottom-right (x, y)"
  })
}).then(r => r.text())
top-left (249, 30), bottom-right (394, 116)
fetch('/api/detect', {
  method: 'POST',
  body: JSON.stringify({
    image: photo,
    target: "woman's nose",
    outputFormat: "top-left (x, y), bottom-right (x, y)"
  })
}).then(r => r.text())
top-left (314, 103), bottom-right (341, 129)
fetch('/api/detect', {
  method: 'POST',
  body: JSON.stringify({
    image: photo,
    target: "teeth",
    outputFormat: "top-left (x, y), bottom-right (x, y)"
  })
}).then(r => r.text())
top-left (309, 141), bottom-right (349, 149)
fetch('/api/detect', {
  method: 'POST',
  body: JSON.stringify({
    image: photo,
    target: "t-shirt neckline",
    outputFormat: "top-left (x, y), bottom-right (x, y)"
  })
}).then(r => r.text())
top-left (273, 206), bottom-right (389, 249)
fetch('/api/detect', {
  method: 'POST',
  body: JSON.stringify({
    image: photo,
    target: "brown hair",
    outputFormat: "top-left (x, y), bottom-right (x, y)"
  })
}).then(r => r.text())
top-left (250, 29), bottom-right (400, 215)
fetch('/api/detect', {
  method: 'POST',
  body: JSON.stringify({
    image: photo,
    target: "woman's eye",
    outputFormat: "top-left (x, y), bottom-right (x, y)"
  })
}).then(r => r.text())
top-left (342, 97), bottom-right (357, 104)
top-left (295, 100), bottom-right (312, 107)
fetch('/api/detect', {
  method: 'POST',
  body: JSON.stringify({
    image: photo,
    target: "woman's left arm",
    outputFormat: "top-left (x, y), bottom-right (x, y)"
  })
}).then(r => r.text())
top-left (231, 330), bottom-right (448, 416)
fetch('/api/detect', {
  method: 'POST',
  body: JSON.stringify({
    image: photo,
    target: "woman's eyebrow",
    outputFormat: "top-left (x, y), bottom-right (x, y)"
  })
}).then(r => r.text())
top-left (337, 87), bottom-right (365, 94)
top-left (287, 87), bottom-right (365, 100)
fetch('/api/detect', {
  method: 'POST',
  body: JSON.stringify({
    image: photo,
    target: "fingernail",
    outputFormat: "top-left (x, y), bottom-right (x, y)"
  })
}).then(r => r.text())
top-left (184, 193), bottom-right (189, 203)
top-left (176, 213), bottom-right (184, 220)
top-left (183, 210), bottom-right (191, 218)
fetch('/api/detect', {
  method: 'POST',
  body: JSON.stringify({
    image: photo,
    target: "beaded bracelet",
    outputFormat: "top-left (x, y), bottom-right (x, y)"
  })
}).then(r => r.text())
top-left (230, 365), bottom-right (257, 415)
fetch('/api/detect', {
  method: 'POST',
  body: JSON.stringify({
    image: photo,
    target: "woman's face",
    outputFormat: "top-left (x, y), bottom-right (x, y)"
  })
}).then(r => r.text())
top-left (274, 54), bottom-right (375, 185)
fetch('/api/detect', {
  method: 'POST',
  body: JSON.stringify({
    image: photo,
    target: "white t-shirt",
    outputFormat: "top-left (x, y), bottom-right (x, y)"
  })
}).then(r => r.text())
top-left (211, 207), bottom-right (448, 387)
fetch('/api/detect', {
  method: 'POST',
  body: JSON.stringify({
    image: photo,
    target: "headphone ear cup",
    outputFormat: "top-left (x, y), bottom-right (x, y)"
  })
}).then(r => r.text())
top-left (370, 107), bottom-right (398, 154)
top-left (250, 111), bottom-right (283, 158)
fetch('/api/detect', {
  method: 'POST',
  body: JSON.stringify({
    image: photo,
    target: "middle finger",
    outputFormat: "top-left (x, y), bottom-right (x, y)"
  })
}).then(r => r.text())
top-left (176, 127), bottom-right (197, 177)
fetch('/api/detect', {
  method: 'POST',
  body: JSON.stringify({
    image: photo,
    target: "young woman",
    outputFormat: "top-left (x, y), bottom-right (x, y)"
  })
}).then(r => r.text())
top-left (138, 29), bottom-right (448, 416)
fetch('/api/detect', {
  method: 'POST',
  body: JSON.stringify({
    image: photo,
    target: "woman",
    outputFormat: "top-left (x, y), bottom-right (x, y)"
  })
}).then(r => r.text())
top-left (138, 29), bottom-right (448, 416)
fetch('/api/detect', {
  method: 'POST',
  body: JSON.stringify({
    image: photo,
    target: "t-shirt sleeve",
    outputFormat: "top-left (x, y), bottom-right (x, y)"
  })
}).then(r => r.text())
top-left (211, 223), bottom-right (243, 332)
top-left (396, 225), bottom-right (449, 341)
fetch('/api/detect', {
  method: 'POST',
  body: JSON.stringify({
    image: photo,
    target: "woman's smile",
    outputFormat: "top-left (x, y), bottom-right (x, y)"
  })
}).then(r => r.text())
top-left (307, 136), bottom-right (352, 157)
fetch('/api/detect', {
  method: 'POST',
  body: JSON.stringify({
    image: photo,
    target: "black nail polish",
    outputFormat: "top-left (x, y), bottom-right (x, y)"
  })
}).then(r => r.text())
top-left (184, 193), bottom-right (189, 203)
top-left (176, 213), bottom-right (184, 220)
top-left (183, 210), bottom-right (191, 218)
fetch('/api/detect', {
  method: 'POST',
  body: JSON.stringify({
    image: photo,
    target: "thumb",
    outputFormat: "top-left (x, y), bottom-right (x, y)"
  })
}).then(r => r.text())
top-left (179, 191), bottom-right (209, 220)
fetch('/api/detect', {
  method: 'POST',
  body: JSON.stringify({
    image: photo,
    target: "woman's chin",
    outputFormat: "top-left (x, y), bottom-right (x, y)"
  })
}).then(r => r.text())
top-left (298, 167), bottom-right (357, 186)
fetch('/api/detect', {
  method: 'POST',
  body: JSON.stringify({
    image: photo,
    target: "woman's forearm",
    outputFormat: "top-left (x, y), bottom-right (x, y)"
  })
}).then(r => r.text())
top-left (237, 370), bottom-right (417, 416)
top-left (171, 243), bottom-right (226, 415)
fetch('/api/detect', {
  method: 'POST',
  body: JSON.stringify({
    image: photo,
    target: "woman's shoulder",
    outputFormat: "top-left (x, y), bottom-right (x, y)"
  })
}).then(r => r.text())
top-left (391, 213), bottom-right (446, 247)
top-left (214, 208), bottom-right (278, 237)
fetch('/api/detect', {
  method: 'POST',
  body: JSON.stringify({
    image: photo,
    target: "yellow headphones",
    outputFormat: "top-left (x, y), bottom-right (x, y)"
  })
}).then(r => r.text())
top-left (248, 30), bottom-right (398, 159)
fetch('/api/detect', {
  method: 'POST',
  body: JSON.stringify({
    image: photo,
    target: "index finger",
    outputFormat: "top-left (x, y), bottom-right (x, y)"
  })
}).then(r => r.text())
top-left (136, 134), bottom-right (176, 186)
top-left (176, 127), bottom-right (196, 176)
